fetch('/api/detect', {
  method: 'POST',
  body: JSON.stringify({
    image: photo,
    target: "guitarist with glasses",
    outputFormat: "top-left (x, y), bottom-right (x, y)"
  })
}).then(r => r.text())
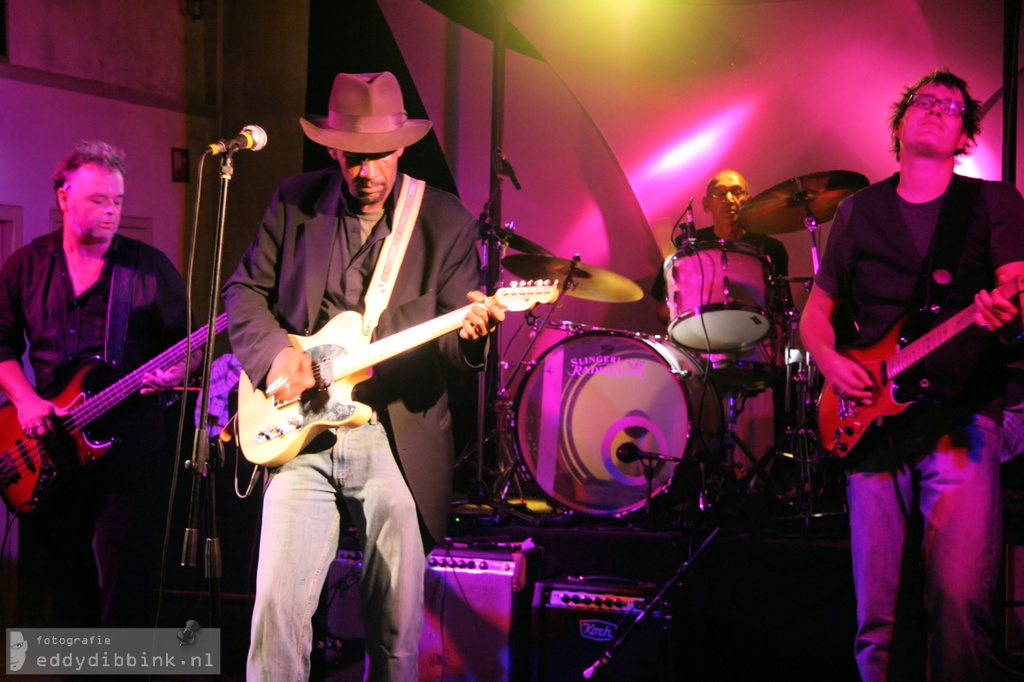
top-left (0, 141), bottom-right (196, 627)
top-left (223, 72), bottom-right (507, 682)
top-left (800, 69), bottom-right (1024, 681)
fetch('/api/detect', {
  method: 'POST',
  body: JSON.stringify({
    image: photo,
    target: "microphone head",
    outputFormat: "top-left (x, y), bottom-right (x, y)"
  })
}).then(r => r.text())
top-left (616, 442), bottom-right (641, 463)
top-left (242, 125), bottom-right (268, 151)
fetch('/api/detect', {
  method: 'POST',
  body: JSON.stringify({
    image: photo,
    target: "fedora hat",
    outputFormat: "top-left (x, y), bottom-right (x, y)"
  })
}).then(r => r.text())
top-left (300, 72), bottom-right (432, 153)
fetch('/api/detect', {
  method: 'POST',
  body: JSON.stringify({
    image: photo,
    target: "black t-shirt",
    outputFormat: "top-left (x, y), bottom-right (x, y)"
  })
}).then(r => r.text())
top-left (816, 173), bottom-right (1024, 433)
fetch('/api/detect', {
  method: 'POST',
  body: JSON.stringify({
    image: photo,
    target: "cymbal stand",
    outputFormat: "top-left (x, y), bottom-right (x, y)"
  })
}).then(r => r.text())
top-left (793, 176), bottom-right (823, 274)
top-left (466, 225), bottom-right (540, 525)
top-left (490, 266), bottom-right (578, 507)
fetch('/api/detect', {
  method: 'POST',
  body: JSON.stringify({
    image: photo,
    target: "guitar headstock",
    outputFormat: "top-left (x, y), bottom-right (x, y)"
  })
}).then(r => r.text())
top-left (492, 281), bottom-right (560, 312)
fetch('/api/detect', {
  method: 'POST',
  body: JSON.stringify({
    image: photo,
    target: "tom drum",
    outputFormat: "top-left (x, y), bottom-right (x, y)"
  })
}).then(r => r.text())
top-left (663, 240), bottom-right (773, 352)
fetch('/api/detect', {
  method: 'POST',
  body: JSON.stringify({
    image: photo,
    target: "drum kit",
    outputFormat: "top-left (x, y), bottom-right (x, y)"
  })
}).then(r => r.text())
top-left (485, 170), bottom-right (868, 524)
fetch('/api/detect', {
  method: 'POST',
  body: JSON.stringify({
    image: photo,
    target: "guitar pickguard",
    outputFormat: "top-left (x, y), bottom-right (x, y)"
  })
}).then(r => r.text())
top-left (251, 343), bottom-right (362, 448)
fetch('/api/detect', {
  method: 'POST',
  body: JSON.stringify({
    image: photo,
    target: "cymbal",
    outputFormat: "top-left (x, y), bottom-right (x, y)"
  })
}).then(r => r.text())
top-left (780, 275), bottom-right (813, 283)
top-left (501, 254), bottom-right (643, 303)
top-left (492, 225), bottom-right (553, 256)
top-left (738, 170), bottom-right (869, 235)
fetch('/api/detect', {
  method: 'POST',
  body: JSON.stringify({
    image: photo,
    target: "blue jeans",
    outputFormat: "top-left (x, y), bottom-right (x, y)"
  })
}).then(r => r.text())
top-left (847, 414), bottom-right (1001, 682)
top-left (246, 419), bottom-right (426, 681)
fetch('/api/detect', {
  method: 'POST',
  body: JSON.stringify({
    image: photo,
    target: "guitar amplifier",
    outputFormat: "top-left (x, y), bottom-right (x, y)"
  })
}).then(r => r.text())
top-left (531, 579), bottom-right (675, 682)
top-left (313, 543), bottom-right (537, 681)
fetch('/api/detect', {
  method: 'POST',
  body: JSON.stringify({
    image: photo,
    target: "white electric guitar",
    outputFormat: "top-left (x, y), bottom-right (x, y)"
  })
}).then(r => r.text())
top-left (237, 283), bottom-right (559, 467)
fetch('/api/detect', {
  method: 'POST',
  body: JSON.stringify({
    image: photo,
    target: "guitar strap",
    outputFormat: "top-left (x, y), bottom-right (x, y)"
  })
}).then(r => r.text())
top-left (105, 237), bottom-right (137, 369)
top-left (915, 174), bottom-right (980, 314)
top-left (361, 174), bottom-right (425, 338)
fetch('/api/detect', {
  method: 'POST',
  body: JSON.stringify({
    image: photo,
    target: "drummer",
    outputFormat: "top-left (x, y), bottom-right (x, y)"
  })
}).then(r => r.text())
top-left (653, 169), bottom-right (789, 320)
top-left (652, 169), bottom-right (792, 490)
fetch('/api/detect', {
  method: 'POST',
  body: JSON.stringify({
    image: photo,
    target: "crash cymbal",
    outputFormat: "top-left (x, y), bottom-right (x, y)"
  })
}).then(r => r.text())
top-left (738, 170), bottom-right (869, 235)
top-left (493, 225), bottom-right (554, 256)
top-left (501, 254), bottom-right (643, 303)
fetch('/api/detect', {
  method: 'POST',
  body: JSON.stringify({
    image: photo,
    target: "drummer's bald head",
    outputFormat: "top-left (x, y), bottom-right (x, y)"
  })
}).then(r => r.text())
top-left (706, 170), bottom-right (748, 197)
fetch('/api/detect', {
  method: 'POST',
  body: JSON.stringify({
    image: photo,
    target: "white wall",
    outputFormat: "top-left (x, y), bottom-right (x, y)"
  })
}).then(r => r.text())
top-left (0, 79), bottom-right (187, 263)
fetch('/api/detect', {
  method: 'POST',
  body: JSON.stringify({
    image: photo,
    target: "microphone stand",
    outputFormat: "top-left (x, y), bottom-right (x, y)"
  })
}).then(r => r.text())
top-left (471, 0), bottom-right (510, 506)
top-left (583, 526), bottom-right (720, 680)
top-left (180, 151), bottom-right (236, 628)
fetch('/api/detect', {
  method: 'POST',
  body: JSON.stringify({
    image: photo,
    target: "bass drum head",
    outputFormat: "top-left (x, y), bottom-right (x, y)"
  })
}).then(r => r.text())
top-left (514, 331), bottom-right (717, 516)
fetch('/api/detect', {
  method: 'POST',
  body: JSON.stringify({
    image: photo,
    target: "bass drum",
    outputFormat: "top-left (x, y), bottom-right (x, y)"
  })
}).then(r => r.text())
top-left (514, 330), bottom-right (721, 516)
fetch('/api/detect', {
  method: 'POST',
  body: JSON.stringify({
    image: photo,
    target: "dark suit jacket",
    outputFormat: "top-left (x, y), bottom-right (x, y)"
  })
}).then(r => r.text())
top-left (223, 169), bottom-right (484, 545)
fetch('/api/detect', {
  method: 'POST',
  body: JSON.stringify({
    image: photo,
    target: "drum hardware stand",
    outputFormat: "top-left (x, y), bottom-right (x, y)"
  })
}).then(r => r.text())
top-left (615, 443), bottom-right (684, 519)
top-left (465, 258), bottom-right (576, 522)
top-left (793, 175), bottom-right (824, 275)
top-left (720, 391), bottom-right (789, 504)
top-left (776, 350), bottom-right (848, 529)
top-left (583, 526), bottom-right (720, 680)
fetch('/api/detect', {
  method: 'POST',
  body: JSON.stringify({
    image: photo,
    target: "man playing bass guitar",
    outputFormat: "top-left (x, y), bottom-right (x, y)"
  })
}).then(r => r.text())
top-left (0, 141), bottom-right (196, 628)
top-left (801, 70), bottom-right (1024, 681)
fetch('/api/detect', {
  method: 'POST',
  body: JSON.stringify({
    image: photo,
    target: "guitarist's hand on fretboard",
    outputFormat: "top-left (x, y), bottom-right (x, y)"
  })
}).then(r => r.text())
top-left (459, 291), bottom-right (506, 341)
top-left (973, 285), bottom-right (1021, 335)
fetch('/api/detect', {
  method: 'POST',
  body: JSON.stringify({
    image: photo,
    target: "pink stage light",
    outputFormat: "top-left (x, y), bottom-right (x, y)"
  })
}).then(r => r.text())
top-left (628, 101), bottom-right (757, 220)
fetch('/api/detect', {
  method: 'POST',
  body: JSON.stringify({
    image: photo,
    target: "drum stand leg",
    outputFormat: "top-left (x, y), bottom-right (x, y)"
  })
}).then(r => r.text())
top-left (775, 353), bottom-right (847, 530)
top-left (722, 392), bottom-right (788, 502)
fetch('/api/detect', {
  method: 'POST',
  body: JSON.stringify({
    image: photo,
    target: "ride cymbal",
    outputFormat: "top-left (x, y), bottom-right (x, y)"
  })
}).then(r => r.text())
top-left (738, 170), bottom-right (869, 235)
top-left (501, 254), bottom-right (643, 303)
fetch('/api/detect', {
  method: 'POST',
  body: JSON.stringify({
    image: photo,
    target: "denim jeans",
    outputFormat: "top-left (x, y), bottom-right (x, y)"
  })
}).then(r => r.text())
top-left (847, 413), bottom-right (1001, 682)
top-left (247, 419), bottom-right (426, 681)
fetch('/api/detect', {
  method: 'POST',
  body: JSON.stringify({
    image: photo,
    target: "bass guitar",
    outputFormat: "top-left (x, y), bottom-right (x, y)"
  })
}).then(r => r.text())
top-left (818, 276), bottom-right (1023, 458)
top-left (0, 314), bottom-right (227, 515)
top-left (237, 284), bottom-right (559, 467)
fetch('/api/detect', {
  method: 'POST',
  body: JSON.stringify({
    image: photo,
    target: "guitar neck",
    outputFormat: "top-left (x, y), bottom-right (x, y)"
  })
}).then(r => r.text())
top-left (888, 276), bottom-right (1023, 380)
top-left (64, 313), bottom-right (228, 430)
top-left (332, 304), bottom-right (474, 381)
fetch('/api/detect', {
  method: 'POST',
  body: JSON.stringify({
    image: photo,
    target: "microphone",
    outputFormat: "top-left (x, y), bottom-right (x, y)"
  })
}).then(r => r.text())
top-left (206, 125), bottom-right (268, 156)
top-left (616, 442), bottom-right (642, 463)
top-left (670, 197), bottom-right (697, 248)
top-left (682, 196), bottom-right (697, 244)
top-left (495, 148), bottom-right (522, 190)
top-left (616, 442), bottom-right (681, 463)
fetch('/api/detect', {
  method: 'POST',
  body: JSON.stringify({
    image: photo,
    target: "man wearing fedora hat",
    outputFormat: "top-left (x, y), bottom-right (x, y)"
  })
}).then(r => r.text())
top-left (224, 71), bottom-right (504, 680)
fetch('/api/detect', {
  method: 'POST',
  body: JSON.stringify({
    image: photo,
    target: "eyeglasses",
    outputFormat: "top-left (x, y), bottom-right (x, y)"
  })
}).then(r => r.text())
top-left (709, 187), bottom-right (749, 201)
top-left (908, 93), bottom-right (966, 117)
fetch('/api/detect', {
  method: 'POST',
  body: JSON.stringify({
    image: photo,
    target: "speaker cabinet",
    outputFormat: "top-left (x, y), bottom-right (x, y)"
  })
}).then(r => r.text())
top-left (312, 544), bottom-right (536, 681)
top-left (531, 579), bottom-right (674, 682)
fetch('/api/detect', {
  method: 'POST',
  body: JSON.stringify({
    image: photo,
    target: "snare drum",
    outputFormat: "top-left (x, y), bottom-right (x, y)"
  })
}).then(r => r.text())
top-left (514, 330), bottom-right (721, 516)
top-left (663, 241), bottom-right (773, 352)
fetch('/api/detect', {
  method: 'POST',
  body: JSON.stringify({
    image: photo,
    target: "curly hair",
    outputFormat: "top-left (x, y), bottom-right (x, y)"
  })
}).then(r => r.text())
top-left (890, 69), bottom-right (981, 162)
top-left (52, 140), bottom-right (128, 192)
